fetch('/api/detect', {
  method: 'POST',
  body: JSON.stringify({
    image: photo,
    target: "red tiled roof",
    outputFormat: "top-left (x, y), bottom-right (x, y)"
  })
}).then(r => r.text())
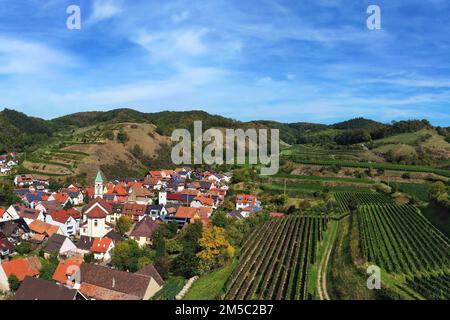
top-left (270, 212), bottom-right (287, 217)
top-left (52, 256), bottom-right (83, 283)
top-left (235, 194), bottom-right (257, 206)
top-left (122, 203), bottom-right (146, 216)
top-left (48, 210), bottom-right (72, 224)
top-left (0, 208), bottom-right (6, 219)
top-left (175, 206), bottom-right (212, 219)
top-left (193, 196), bottom-right (214, 206)
top-left (91, 237), bottom-right (113, 253)
top-left (1, 257), bottom-right (40, 281)
top-left (86, 207), bottom-right (107, 219)
top-left (53, 193), bottom-right (69, 204)
top-left (83, 198), bottom-right (112, 216)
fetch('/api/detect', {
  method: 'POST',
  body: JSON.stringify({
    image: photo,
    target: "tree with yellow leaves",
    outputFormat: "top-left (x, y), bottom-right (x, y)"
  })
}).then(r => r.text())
top-left (196, 226), bottom-right (235, 274)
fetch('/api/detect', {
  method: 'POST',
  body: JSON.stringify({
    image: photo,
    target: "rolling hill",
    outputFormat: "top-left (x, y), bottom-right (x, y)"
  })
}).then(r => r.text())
top-left (1, 107), bottom-right (449, 181)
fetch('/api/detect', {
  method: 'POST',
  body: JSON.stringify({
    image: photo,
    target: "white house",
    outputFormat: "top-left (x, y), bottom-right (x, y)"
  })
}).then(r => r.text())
top-left (0, 207), bottom-right (19, 222)
top-left (6, 204), bottom-right (44, 225)
top-left (91, 237), bottom-right (114, 261)
top-left (45, 210), bottom-right (79, 237)
top-left (43, 234), bottom-right (77, 258)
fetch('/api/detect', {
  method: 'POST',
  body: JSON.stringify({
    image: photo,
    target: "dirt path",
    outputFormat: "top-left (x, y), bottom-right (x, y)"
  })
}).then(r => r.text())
top-left (317, 221), bottom-right (338, 300)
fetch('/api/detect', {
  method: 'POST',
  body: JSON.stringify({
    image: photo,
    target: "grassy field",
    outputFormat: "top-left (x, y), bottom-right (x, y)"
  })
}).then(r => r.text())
top-left (265, 172), bottom-right (375, 184)
top-left (261, 182), bottom-right (373, 195)
top-left (286, 157), bottom-right (450, 178)
top-left (183, 255), bottom-right (240, 300)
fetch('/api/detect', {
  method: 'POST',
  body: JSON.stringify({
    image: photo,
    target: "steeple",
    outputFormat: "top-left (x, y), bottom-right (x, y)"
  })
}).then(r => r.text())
top-left (94, 170), bottom-right (104, 199)
top-left (95, 170), bottom-right (104, 184)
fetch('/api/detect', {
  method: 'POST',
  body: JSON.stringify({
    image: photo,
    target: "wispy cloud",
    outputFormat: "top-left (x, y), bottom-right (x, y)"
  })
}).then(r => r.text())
top-left (88, 0), bottom-right (122, 24)
top-left (0, 36), bottom-right (75, 75)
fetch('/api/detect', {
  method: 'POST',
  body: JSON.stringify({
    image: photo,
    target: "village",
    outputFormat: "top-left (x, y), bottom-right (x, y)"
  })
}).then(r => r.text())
top-left (0, 166), bottom-right (266, 300)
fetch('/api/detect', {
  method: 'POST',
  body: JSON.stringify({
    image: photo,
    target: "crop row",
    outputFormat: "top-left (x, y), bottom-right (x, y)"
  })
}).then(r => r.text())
top-left (224, 216), bottom-right (327, 300)
top-left (358, 204), bottom-right (450, 274)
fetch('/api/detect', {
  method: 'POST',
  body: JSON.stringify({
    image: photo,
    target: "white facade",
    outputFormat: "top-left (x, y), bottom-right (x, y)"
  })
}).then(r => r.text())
top-left (45, 215), bottom-right (79, 237)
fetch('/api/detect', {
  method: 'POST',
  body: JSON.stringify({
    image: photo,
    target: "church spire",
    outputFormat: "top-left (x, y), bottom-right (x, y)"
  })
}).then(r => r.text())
top-left (94, 170), bottom-right (104, 199)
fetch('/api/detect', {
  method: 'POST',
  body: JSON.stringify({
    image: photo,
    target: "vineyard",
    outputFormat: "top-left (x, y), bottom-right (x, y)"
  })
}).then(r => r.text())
top-left (357, 204), bottom-right (450, 274)
top-left (334, 192), bottom-right (393, 213)
top-left (405, 272), bottom-right (450, 300)
top-left (224, 216), bottom-right (328, 300)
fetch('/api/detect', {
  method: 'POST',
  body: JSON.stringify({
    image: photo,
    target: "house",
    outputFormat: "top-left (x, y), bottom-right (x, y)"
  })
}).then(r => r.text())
top-left (0, 166), bottom-right (11, 174)
top-left (143, 177), bottom-right (163, 190)
top-left (75, 236), bottom-right (94, 255)
top-left (147, 170), bottom-right (163, 180)
top-left (175, 206), bottom-right (212, 226)
top-left (190, 196), bottom-right (215, 208)
top-left (127, 186), bottom-right (153, 205)
top-left (14, 174), bottom-right (34, 187)
top-left (52, 256), bottom-right (84, 285)
top-left (91, 237), bottom-right (114, 260)
top-left (28, 220), bottom-right (62, 243)
top-left (130, 216), bottom-right (160, 247)
top-left (35, 200), bottom-right (63, 214)
top-left (77, 263), bottom-right (163, 300)
top-left (0, 256), bottom-right (41, 291)
top-left (6, 204), bottom-right (44, 225)
top-left (48, 192), bottom-right (72, 208)
top-left (79, 198), bottom-right (114, 238)
top-left (43, 234), bottom-right (77, 258)
top-left (0, 207), bottom-right (18, 222)
top-left (121, 203), bottom-right (147, 222)
top-left (0, 238), bottom-right (14, 257)
top-left (227, 210), bottom-right (246, 220)
top-left (0, 219), bottom-right (30, 243)
top-left (23, 192), bottom-right (48, 208)
top-left (235, 194), bottom-right (261, 211)
top-left (14, 276), bottom-right (82, 300)
top-left (166, 193), bottom-right (184, 205)
top-left (104, 230), bottom-right (123, 243)
top-left (168, 176), bottom-right (185, 192)
top-left (145, 204), bottom-right (168, 219)
top-left (61, 188), bottom-right (84, 206)
top-left (45, 209), bottom-right (80, 236)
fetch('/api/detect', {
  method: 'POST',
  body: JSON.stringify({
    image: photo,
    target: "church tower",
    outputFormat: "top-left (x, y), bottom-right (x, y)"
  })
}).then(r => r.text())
top-left (94, 170), bottom-right (104, 199)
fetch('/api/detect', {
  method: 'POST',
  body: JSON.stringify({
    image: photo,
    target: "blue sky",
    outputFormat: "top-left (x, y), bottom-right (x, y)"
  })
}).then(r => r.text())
top-left (0, 0), bottom-right (450, 125)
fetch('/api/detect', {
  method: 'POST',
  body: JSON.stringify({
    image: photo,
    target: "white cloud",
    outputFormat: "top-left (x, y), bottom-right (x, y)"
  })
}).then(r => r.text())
top-left (0, 36), bottom-right (75, 75)
top-left (88, 0), bottom-right (122, 24)
top-left (133, 28), bottom-right (209, 59)
top-left (171, 10), bottom-right (190, 23)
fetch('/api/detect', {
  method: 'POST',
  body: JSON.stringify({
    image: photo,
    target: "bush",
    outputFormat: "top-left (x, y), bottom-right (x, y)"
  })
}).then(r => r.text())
top-left (15, 242), bottom-right (32, 255)
top-left (8, 274), bottom-right (20, 292)
top-left (117, 130), bottom-right (129, 144)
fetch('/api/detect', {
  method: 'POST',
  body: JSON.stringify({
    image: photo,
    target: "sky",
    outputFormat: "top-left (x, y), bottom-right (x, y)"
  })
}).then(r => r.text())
top-left (0, 0), bottom-right (450, 125)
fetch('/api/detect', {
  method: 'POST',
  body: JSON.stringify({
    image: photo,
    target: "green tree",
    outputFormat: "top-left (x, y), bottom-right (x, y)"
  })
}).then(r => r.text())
top-left (154, 256), bottom-right (170, 280)
top-left (154, 234), bottom-right (166, 258)
top-left (39, 255), bottom-right (59, 280)
top-left (84, 252), bottom-right (95, 263)
top-left (211, 211), bottom-right (229, 228)
top-left (8, 274), bottom-right (20, 292)
top-left (166, 239), bottom-right (183, 254)
top-left (110, 240), bottom-right (141, 271)
top-left (116, 216), bottom-right (132, 236)
top-left (15, 242), bottom-right (32, 255)
top-left (172, 247), bottom-right (199, 278)
top-left (117, 130), bottom-right (129, 144)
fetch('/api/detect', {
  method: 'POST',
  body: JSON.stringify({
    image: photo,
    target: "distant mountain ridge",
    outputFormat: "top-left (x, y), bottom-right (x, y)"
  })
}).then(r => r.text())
top-left (0, 107), bottom-right (448, 153)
